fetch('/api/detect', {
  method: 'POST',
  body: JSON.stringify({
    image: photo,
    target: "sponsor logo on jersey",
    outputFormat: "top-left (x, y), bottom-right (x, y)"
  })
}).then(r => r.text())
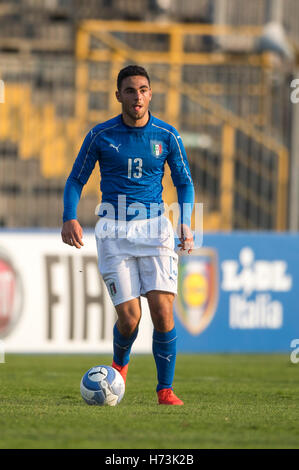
top-left (109, 143), bottom-right (121, 153)
top-left (0, 251), bottom-right (23, 338)
top-left (150, 140), bottom-right (163, 157)
top-left (175, 248), bottom-right (218, 335)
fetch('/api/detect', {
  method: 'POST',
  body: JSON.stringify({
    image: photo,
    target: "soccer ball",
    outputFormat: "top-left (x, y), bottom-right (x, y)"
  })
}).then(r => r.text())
top-left (80, 365), bottom-right (125, 406)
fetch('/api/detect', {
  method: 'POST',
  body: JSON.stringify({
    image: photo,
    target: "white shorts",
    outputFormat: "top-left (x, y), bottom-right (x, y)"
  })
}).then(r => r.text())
top-left (95, 216), bottom-right (178, 306)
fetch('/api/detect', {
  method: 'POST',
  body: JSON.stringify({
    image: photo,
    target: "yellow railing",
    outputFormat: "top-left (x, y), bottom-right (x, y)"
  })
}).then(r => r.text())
top-left (0, 21), bottom-right (290, 230)
top-left (75, 20), bottom-right (289, 230)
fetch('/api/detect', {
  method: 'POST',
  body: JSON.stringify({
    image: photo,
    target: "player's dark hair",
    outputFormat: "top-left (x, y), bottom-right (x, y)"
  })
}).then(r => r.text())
top-left (117, 65), bottom-right (151, 90)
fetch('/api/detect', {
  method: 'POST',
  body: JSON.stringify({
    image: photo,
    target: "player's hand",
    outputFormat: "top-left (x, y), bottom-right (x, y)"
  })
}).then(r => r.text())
top-left (61, 219), bottom-right (84, 249)
top-left (178, 224), bottom-right (194, 254)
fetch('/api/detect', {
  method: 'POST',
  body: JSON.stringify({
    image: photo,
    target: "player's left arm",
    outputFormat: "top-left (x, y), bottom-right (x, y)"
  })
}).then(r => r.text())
top-left (166, 131), bottom-right (195, 254)
top-left (176, 184), bottom-right (195, 254)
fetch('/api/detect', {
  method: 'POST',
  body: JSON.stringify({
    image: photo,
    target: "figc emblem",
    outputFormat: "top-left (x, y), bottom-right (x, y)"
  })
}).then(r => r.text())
top-left (175, 248), bottom-right (218, 335)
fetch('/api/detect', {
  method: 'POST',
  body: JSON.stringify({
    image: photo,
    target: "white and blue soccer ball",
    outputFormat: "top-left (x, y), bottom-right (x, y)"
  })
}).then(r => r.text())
top-left (80, 365), bottom-right (125, 406)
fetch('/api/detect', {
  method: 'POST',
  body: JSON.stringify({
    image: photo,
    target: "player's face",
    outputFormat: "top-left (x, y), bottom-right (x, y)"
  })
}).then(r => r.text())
top-left (116, 75), bottom-right (152, 126)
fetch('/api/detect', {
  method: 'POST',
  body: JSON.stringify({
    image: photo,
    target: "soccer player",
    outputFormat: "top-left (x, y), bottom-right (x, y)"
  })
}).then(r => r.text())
top-left (61, 65), bottom-right (194, 405)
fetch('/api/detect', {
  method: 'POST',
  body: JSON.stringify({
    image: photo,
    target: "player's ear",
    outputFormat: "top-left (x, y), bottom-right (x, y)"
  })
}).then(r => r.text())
top-left (149, 87), bottom-right (152, 101)
top-left (115, 90), bottom-right (122, 103)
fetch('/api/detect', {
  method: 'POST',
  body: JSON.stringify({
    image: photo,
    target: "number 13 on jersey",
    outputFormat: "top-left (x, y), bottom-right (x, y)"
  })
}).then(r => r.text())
top-left (128, 158), bottom-right (143, 179)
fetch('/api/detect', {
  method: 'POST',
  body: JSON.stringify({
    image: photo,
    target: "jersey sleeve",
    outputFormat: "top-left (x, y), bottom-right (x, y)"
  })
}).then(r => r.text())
top-left (62, 129), bottom-right (100, 223)
top-left (166, 131), bottom-right (193, 187)
top-left (176, 183), bottom-right (195, 227)
top-left (166, 131), bottom-right (195, 226)
top-left (69, 129), bottom-right (100, 185)
top-left (63, 176), bottom-right (84, 223)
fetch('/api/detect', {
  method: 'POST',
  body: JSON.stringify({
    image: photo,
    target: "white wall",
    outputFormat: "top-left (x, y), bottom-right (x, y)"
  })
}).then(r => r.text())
top-left (0, 231), bottom-right (153, 353)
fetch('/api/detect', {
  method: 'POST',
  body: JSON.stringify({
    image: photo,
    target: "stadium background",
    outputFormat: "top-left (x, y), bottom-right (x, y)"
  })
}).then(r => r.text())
top-left (0, 0), bottom-right (299, 355)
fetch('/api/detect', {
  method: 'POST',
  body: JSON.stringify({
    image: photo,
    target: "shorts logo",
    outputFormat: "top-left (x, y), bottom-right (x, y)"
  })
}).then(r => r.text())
top-left (108, 281), bottom-right (117, 297)
top-left (151, 141), bottom-right (163, 158)
top-left (175, 248), bottom-right (219, 335)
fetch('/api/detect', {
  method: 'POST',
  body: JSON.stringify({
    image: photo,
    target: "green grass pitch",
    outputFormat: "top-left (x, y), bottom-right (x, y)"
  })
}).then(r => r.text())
top-left (0, 353), bottom-right (298, 449)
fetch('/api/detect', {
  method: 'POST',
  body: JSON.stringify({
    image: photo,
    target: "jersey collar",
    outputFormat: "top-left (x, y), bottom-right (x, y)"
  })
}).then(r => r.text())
top-left (119, 111), bottom-right (153, 131)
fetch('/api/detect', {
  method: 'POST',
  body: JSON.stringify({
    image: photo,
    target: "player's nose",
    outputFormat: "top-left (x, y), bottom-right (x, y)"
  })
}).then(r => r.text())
top-left (135, 90), bottom-right (143, 99)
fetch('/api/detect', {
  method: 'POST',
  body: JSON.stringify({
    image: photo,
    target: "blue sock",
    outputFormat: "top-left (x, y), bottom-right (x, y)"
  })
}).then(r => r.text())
top-left (113, 323), bottom-right (138, 366)
top-left (152, 327), bottom-right (177, 392)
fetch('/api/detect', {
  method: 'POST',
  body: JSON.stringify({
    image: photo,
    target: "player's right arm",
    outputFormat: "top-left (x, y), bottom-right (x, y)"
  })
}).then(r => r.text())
top-left (61, 129), bottom-right (99, 249)
top-left (61, 218), bottom-right (84, 249)
top-left (61, 175), bottom-right (84, 248)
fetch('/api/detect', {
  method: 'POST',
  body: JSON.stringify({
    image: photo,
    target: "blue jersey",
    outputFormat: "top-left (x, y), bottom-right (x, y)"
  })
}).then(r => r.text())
top-left (63, 112), bottom-right (194, 222)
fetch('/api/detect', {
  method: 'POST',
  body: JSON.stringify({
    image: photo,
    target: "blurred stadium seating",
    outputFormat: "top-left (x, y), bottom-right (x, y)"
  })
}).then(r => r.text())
top-left (0, 0), bottom-right (298, 230)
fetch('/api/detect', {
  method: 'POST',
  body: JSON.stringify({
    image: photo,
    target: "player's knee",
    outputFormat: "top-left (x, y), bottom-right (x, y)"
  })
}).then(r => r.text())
top-left (117, 311), bottom-right (141, 337)
top-left (117, 320), bottom-right (139, 338)
top-left (153, 317), bottom-right (174, 333)
top-left (115, 298), bottom-right (141, 337)
top-left (151, 299), bottom-right (173, 318)
top-left (150, 306), bottom-right (174, 332)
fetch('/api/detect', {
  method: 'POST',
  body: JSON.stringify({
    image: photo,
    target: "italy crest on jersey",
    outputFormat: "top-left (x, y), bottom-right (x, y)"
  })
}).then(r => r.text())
top-left (175, 248), bottom-right (219, 335)
top-left (150, 140), bottom-right (163, 157)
